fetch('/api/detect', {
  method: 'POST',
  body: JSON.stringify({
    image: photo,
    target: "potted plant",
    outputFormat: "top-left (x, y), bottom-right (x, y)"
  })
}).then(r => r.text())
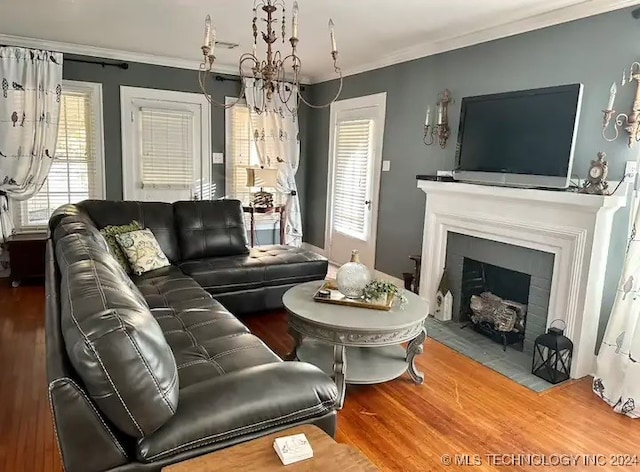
top-left (363, 280), bottom-right (407, 306)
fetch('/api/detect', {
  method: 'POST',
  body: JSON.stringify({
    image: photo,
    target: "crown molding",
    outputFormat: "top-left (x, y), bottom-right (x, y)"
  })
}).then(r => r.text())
top-left (0, 33), bottom-right (314, 83)
top-left (0, 33), bottom-right (241, 75)
top-left (311, 0), bottom-right (640, 84)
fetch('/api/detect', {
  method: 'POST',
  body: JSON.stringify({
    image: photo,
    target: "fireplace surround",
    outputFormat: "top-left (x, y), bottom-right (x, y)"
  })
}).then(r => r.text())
top-left (417, 179), bottom-right (627, 379)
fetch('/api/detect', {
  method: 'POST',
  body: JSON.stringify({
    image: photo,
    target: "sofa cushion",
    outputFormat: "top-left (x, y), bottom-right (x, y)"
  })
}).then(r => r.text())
top-left (136, 362), bottom-right (338, 462)
top-left (178, 245), bottom-right (328, 295)
top-left (99, 220), bottom-right (143, 273)
top-left (54, 216), bottom-right (147, 308)
top-left (173, 200), bottom-right (249, 261)
top-left (56, 228), bottom-right (179, 439)
top-left (79, 200), bottom-right (180, 263)
top-left (116, 228), bottom-right (171, 275)
top-left (131, 265), bottom-right (217, 312)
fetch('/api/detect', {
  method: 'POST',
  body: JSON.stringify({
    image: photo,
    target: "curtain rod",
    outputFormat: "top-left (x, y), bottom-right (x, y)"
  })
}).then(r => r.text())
top-left (65, 58), bottom-right (129, 69)
top-left (214, 74), bottom-right (305, 91)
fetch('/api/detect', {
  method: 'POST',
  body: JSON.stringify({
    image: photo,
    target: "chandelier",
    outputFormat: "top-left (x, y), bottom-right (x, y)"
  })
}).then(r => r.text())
top-left (199, 0), bottom-right (343, 114)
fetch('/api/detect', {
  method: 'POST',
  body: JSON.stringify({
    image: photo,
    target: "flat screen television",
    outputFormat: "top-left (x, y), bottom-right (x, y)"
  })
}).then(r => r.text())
top-left (453, 84), bottom-right (583, 189)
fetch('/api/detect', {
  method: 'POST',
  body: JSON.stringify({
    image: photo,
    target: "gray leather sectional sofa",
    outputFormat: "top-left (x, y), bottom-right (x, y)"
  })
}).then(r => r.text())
top-left (46, 199), bottom-right (337, 472)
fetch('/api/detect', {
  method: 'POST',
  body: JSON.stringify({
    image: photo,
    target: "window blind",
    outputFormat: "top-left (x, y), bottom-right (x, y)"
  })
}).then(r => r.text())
top-left (332, 118), bottom-right (373, 240)
top-left (18, 88), bottom-right (100, 228)
top-left (228, 104), bottom-right (253, 203)
top-left (139, 108), bottom-right (194, 190)
top-left (227, 103), bottom-right (282, 205)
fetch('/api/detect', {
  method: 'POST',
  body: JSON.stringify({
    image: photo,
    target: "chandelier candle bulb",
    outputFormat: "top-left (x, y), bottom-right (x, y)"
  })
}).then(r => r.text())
top-left (203, 15), bottom-right (212, 48)
top-left (607, 82), bottom-right (617, 110)
top-left (329, 19), bottom-right (337, 52)
top-left (292, 2), bottom-right (299, 39)
top-left (437, 104), bottom-right (443, 125)
top-left (425, 106), bottom-right (431, 126)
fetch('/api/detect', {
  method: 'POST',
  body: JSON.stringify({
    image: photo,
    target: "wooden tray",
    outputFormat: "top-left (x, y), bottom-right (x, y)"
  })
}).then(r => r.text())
top-left (313, 280), bottom-right (394, 311)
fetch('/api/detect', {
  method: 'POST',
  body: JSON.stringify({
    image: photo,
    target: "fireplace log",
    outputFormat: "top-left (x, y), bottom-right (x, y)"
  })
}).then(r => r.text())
top-left (470, 292), bottom-right (526, 332)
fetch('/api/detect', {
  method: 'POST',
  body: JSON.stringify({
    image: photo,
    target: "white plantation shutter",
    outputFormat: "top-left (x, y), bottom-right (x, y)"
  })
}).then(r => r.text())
top-left (332, 118), bottom-right (373, 240)
top-left (18, 84), bottom-right (103, 228)
top-left (139, 108), bottom-right (194, 190)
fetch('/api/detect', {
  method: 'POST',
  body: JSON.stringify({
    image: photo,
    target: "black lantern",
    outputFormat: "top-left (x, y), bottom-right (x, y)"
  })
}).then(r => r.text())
top-left (532, 320), bottom-right (573, 384)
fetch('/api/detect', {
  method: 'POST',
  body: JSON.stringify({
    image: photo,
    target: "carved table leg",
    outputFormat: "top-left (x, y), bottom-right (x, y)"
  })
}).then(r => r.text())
top-left (286, 326), bottom-right (303, 361)
top-left (333, 344), bottom-right (347, 409)
top-left (406, 326), bottom-right (427, 384)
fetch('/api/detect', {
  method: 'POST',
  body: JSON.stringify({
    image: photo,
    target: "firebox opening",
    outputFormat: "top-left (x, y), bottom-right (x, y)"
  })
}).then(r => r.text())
top-left (461, 258), bottom-right (531, 352)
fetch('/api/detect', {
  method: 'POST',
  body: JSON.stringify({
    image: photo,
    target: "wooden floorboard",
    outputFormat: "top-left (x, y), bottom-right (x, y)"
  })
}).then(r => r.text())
top-left (1, 280), bottom-right (639, 471)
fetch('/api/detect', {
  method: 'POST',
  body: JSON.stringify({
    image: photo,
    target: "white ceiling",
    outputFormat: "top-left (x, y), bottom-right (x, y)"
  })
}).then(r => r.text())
top-left (0, 0), bottom-right (637, 82)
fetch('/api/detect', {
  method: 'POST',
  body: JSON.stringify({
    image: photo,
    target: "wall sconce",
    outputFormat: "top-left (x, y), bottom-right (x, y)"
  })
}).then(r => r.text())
top-left (602, 62), bottom-right (640, 148)
top-left (423, 89), bottom-right (453, 149)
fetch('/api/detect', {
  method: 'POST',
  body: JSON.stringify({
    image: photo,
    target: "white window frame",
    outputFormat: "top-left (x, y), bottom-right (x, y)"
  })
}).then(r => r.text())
top-left (224, 96), bottom-right (280, 231)
top-left (13, 79), bottom-right (105, 231)
top-left (120, 86), bottom-right (211, 201)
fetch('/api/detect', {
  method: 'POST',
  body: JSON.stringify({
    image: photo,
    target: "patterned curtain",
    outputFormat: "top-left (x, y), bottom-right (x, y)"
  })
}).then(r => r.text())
top-left (593, 202), bottom-right (640, 418)
top-left (244, 78), bottom-right (302, 247)
top-left (0, 47), bottom-right (63, 241)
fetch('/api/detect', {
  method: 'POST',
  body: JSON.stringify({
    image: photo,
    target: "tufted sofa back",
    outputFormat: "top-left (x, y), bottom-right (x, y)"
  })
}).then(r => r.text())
top-left (78, 200), bottom-right (181, 262)
top-left (53, 213), bottom-right (179, 438)
top-left (173, 199), bottom-right (249, 260)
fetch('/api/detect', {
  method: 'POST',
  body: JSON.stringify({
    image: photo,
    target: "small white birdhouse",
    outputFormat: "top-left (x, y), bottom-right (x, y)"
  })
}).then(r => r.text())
top-left (434, 269), bottom-right (453, 321)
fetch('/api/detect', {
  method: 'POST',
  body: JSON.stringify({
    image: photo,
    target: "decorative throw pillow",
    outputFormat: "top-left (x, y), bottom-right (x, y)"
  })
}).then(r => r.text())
top-left (99, 220), bottom-right (143, 273)
top-left (115, 229), bottom-right (170, 275)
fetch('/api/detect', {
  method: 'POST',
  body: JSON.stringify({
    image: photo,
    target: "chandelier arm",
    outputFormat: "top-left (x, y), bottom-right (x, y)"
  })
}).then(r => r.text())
top-left (275, 54), bottom-right (298, 106)
top-left (198, 55), bottom-right (256, 109)
top-left (297, 68), bottom-right (344, 109)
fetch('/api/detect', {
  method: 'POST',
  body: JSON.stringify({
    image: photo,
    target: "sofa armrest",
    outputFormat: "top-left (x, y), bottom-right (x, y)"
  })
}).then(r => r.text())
top-left (136, 362), bottom-right (338, 463)
top-left (49, 378), bottom-right (129, 472)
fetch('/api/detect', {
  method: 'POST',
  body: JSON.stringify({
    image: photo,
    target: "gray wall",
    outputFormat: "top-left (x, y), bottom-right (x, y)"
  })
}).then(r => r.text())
top-left (63, 56), bottom-right (238, 200)
top-left (305, 7), bottom-right (639, 347)
top-left (62, 56), bottom-right (310, 213)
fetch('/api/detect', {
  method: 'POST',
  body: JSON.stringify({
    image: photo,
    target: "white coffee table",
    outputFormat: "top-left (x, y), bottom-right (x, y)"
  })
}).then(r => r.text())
top-left (283, 281), bottom-right (429, 409)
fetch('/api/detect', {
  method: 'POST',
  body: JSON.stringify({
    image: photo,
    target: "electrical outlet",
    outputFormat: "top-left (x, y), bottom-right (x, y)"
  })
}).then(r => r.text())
top-left (625, 160), bottom-right (637, 182)
top-left (212, 153), bottom-right (224, 165)
top-left (382, 160), bottom-right (391, 172)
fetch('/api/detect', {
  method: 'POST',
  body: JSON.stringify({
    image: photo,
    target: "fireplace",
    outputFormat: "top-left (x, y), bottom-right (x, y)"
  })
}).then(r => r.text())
top-left (460, 258), bottom-right (530, 351)
top-left (446, 232), bottom-right (553, 353)
top-left (417, 180), bottom-right (627, 378)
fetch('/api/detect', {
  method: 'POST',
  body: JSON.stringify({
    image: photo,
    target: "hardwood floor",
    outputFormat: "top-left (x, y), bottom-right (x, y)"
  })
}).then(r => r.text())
top-left (1, 281), bottom-right (639, 472)
top-left (0, 281), bottom-right (60, 472)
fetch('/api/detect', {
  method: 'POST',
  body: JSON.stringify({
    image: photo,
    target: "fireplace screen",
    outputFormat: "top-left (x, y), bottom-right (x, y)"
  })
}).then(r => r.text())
top-left (461, 258), bottom-right (531, 351)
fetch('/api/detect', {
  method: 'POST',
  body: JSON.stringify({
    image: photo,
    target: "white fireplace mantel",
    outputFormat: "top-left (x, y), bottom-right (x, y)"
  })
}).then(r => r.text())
top-left (417, 180), bottom-right (628, 379)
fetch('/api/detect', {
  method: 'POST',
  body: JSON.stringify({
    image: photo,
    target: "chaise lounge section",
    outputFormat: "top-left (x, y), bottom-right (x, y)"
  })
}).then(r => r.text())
top-left (46, 199), bottom-right (336, 472)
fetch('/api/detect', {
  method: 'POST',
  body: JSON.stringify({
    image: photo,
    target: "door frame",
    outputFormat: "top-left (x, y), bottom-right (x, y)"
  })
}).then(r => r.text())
top-left (119, 86), bottom-right (211, 201)
top-left (324, 92), bottom-right (387, 268)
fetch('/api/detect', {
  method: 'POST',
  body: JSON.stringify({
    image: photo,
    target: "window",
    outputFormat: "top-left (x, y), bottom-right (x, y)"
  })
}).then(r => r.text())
top-left (224, 98), bottom-right (282, 206)
top-left (120, 87), bottom-right (211, 203)
top-left (16, 81), bottom-right (104, 229)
